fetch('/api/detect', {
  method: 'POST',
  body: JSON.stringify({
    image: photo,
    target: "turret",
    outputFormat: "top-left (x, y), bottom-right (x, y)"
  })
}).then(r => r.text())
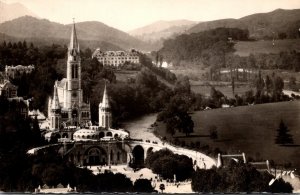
top-left (51, 82), bottom-right (60, 111)
top-left (99, 84), bottom-right (112, 129)
top-left (101, 84), bottom-right (110, 109)
top-left (50, 81), bottom-right (61, 130)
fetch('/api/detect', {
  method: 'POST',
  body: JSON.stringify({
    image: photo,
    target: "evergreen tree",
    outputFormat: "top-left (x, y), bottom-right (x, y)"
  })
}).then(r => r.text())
top-left (159, 184), bottom-right (165, 193)
top-left (275, 120), bottom-right (294, 145)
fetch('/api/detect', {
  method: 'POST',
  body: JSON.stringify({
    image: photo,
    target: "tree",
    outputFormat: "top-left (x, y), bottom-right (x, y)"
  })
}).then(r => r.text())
top-left (231, 77), bottom-right (235, 96)
top-left (166, 117), bottom-right (178, 136)
top-left (255, 70), bottom-right (265, 98)
top-left (272, 76), bottom-right (284, 101)
top-left (146, 149), bottom-right (194, 181)
top-left (288, 76), bottom-right (298, 91)
top-left (265, 75), bottom-right (273, 94)
top-left (178, 112), bottom-right (194, 136)
top-left (192, 168), bottom-right (221, 192)
top-left (209, 125), bottom-right (218, 140)
top-left (192, 163), bottom-right (293, 193)
top-left (278, 32), bottom-right (287, 40)
top-left (174, 76), bottom-right (191, 95)
top-left (275, 120), bottom-right (294, 145)
top-left (31, 116), bottom-right (42, 146)
top-left (133, 179), bottom-right (154, 192)
top-left (159, 183), bottom-right (165, 193)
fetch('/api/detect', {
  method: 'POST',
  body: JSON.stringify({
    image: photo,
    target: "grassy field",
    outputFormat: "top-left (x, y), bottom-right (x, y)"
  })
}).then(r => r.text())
top-left (115, 70), bottom-right (139, 83)
top-left (191, 84), bottom-right (253, 98)
top-left (156, 100), bottom-right (300, 168)
top-left (234, 39), bottom-right (300, 56)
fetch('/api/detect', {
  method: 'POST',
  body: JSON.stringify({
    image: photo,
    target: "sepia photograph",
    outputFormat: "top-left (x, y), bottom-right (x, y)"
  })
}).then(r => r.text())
top-left (0, 0), bottom-right (300, 193)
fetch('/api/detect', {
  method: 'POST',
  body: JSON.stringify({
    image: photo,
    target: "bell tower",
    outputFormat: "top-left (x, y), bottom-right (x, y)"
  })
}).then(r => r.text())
top-left (66, 19), bottom-right (83, 125)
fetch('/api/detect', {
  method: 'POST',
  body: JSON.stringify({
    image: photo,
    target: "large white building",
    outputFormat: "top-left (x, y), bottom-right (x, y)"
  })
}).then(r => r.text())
top-left (48, 22), bottom-right (90, 131)
top-left (92, 48), bottom-right (139, 67)
top-left (5, 65), bottom-right (35, 79)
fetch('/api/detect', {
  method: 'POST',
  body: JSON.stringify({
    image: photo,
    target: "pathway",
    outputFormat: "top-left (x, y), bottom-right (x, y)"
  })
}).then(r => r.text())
top-left (283, 89), bottom-right (300, 97)
top-left (88, 165), bottom-right (193, 193)
top-left (123, 113), bottom-right (216, 169)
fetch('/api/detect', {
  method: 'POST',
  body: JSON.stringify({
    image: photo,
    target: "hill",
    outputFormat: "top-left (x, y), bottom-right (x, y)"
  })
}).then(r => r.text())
top-left (188, 9), bottom-right (300, 40)
top-left (159, 28), bottom-right (249, 65)
top-left (129, 20), bottom-right (196, 36)
top-left (129, 20), bottom-right (197, 49)
top-left (157, 100), bottom-right (300, 169)
top-left (0, 1), bottom-right (38, 23)
top-left (234, 39), bottom-right (300, 56)
top-left (0, 16), bottom-right (149, 51)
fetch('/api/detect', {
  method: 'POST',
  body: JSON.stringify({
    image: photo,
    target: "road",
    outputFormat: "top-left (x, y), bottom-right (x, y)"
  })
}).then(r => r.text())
top-left (123, 113), bottom-right (216, 169)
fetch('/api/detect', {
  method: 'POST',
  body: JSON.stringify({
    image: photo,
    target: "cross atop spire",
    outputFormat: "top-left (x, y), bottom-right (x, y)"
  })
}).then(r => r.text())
top-left (69, 19), bottom-right (79, 55)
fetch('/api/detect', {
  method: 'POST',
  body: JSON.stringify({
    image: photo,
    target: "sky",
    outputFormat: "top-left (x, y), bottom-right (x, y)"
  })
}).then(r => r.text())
top-left (3, 0), bottom-right (300, 32)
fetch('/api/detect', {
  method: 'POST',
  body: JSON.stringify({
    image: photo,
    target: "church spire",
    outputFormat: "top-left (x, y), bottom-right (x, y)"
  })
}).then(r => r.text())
top-left (101, 83), bottom-right (110, 109)
top-left (69, 19), bottom-right (79, 54)
top-left (98, 82), bottom-right (112, 129)
top-left (51, 81), bottom-right (60, 110)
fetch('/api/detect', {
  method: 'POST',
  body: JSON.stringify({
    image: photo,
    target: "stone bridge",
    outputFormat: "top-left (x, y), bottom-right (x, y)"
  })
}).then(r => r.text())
top-left (128, 140), bottom-right (216, 169)
top-left (27, 139), bottom-right (216, 169)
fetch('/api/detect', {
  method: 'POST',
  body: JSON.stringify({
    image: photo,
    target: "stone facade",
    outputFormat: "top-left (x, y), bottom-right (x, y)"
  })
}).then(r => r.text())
top-left (92, 48), bottom-right (139, 67)
top-left (0, 79), bottom-right (17, 98)
top-left (66, 141), bottom-right (131, 166)
top-left (5, 65), bottom-right (35, 79)
top-left (48, 22), bottom-right (90, 130)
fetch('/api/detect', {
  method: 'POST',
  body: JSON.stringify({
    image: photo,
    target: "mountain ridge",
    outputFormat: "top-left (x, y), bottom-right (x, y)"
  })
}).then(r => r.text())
top-left (188, 8), bottom-right (300, 39)
top-left (0, 16), bottom-right (150, 51)
top-left (128, 19), bottom-right (197, 50)
top-left (129, 19), bottom-right (197, 35)
top-left (0, 1), bottom-right (38, 23)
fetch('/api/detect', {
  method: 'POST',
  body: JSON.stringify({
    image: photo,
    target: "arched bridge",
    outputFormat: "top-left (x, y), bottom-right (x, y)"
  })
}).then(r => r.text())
top-left (127, 139), bottom-right (216, 169)
top-left (27, 139), bottom-right (217, 169)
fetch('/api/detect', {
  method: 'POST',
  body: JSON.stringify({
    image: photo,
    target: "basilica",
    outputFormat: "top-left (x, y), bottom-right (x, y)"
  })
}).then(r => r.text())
top-left (48, 22), bottom-right (90, 133)
top-left (45, 23), bottom-right (128, 141)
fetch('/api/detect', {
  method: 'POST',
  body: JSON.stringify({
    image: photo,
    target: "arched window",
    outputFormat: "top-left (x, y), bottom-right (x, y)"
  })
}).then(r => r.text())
top-left (105, 115), bottom-right (109, 127)
top-left (99, 132), bottom-right (105, 138)
top-left (75, 64), bottom-right (78, 78)
top-left (72, 65), bottom-right (75, 78)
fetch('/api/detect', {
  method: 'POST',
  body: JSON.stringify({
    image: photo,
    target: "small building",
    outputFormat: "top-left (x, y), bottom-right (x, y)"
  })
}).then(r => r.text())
top-left (0, 79), bottom-right (29, 118)
top-left (0, 79), bottom-right (17, 98)
top-left (92, 48), bottom-right (139, 67)
top-left (7, 97), bottom-right (29, 118)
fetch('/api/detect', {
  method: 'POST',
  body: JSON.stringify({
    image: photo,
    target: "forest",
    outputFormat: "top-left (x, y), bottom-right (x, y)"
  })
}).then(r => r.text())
top-left (158, 28), bottom-right (300, 73)
top-left (159, 28), bottom-right (248, 65)
top-left (0, 41), bottom-right (181, 127)
top-left (192, 161), bottom-right (293, 193)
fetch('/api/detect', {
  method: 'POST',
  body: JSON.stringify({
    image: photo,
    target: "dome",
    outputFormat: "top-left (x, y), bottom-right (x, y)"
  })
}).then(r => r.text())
top-left (73, 129), bottom-right (99, 141)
